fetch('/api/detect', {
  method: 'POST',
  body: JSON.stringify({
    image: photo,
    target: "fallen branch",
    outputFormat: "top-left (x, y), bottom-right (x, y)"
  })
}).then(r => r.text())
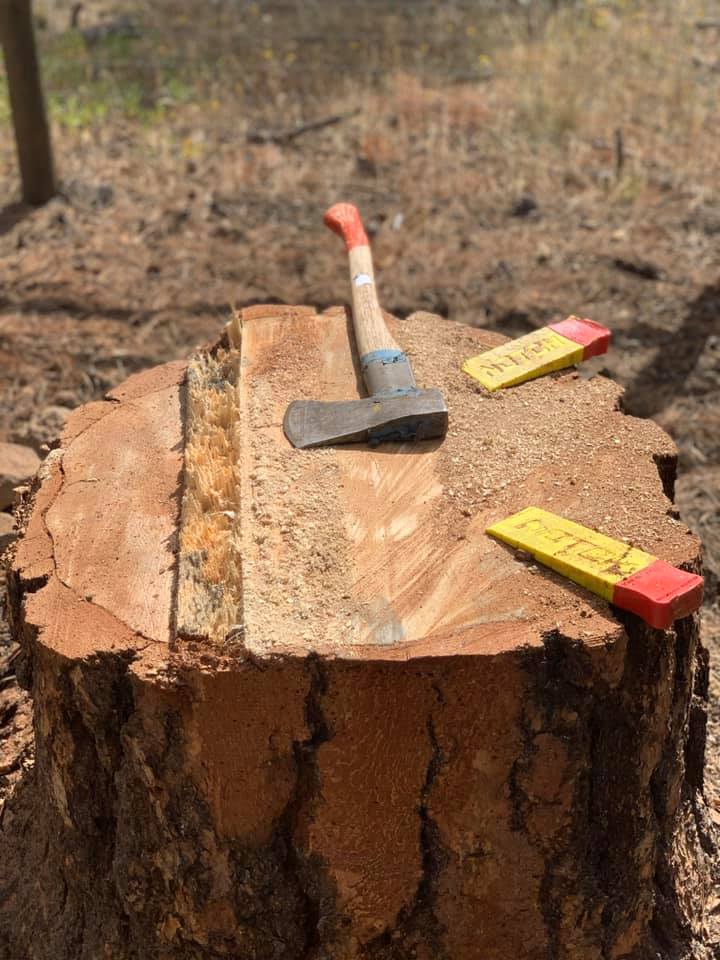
top-left (247, 109), bottom-right (359, 145)
top-left (611, 256), bottom-right (664, 281)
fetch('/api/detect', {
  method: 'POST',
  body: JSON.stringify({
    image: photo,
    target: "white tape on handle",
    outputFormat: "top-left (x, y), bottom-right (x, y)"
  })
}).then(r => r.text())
top-left (353, 273), bottom-right (372, 287)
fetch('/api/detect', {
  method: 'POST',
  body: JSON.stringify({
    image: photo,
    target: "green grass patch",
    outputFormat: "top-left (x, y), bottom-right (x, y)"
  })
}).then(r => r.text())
top-left (17, 25), bottom-right (206, 128)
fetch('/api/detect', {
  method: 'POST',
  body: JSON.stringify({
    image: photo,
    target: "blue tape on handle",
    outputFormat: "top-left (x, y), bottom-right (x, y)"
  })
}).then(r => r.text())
top-left (360, 349), bottom-right (407, 370)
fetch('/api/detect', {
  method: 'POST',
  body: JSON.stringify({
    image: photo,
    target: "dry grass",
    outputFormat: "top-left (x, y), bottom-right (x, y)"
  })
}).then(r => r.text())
top-left (5, 1), bottom-right (719, 220)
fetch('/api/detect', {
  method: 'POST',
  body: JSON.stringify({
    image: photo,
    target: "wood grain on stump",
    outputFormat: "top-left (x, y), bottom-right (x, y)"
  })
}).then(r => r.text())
top-left (0, 305), bottom-right (714, 960)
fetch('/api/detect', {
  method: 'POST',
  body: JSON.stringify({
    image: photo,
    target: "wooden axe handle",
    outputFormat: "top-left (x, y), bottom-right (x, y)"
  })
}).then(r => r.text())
top-left (324, 203), bottom-right (402, 361)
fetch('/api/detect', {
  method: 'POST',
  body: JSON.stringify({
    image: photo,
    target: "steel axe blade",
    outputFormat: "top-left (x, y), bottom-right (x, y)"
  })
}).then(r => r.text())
top-left (284, 389), bottom-right (448, 449)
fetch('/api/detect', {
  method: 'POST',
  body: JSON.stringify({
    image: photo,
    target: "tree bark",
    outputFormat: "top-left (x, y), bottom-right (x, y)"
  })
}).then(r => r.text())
top-left (0, 0), bottom-right (56, 205)
top-left (0, 307), bottom-right (714, 959)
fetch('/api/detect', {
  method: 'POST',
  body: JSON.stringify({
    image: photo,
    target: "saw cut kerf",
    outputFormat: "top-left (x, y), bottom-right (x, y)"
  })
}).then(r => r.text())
top-left (176, 344), bottom-right (243, 644)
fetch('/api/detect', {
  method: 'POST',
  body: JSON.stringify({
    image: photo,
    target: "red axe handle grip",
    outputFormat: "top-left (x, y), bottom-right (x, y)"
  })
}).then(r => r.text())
top-left (324, 203), bottom-right (401, 360)
top-left (324, 202), bottom-right (369, 250)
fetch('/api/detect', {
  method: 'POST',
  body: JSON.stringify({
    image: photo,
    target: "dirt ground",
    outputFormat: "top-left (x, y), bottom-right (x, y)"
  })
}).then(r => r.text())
top-left (1, 0), bottom-right (719, 945)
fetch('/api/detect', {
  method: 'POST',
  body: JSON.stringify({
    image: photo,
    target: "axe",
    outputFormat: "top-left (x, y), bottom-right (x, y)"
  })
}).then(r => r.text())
top-left (283, 203), bottom-right (449, 449)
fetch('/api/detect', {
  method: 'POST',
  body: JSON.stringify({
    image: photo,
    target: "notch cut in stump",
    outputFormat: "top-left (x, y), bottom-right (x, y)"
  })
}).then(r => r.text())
top-left (1, 305), bottom-right (715, 960)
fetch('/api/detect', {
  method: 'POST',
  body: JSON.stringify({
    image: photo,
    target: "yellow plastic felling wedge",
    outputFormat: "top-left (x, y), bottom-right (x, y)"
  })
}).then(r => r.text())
top-left (486, 507), bottom-right (653, 601)
top-left (463, 328), bottom-right (584, 391)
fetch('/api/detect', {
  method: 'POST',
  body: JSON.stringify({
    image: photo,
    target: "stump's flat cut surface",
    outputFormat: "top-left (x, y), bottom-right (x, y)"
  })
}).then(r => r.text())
top-left (1, 306), bottom-right (712, 960)
top-left (16, 304), bottom-right (697, 664)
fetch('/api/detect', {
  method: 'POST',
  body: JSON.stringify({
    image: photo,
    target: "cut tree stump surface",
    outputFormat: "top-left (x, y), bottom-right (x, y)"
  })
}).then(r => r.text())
top-left (16, 304), bottom-right (695, 665)
top-left (1, 306), bottom-right (712, 960)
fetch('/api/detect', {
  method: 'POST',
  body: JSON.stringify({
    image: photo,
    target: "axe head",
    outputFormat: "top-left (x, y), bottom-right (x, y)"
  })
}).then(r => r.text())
top-left (283, 389), bottom-right (448, 450)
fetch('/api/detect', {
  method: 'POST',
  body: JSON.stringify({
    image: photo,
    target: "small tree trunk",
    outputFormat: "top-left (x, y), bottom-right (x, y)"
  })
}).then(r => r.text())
top-left (0, 0), bottom-right (56, 205)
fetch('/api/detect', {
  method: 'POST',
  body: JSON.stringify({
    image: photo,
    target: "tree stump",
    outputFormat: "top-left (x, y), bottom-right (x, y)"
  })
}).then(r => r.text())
top-left (0, 305), bottom-right (714, 960)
